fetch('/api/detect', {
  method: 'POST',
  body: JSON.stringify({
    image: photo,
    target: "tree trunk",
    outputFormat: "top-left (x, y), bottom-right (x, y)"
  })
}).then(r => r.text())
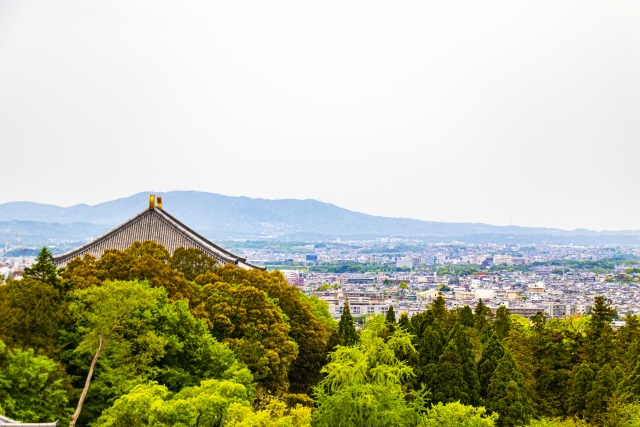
top-left (69, 335), bottom-right (106, 427)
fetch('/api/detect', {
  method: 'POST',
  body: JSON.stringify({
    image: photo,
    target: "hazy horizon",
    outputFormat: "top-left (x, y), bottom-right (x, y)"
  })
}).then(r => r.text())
top-left (1, 1), bottom-right (639, 231)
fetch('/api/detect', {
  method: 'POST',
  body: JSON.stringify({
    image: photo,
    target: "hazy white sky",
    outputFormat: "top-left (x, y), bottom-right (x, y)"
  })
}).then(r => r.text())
top-left (1, 1), bottom-right (639, 231)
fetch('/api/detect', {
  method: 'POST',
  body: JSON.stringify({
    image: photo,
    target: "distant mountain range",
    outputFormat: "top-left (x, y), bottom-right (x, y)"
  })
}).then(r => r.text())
top-left (0, 191), bottom-right (639, 248)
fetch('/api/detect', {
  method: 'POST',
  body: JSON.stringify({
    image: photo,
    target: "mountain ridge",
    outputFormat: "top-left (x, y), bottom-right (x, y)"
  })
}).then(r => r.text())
top-left (0, 191), bottom-right (639, 245)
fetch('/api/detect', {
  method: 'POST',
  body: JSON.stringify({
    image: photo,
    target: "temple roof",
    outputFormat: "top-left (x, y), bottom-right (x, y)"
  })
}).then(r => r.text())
top-left (52, 204), bottom-right (262, 270)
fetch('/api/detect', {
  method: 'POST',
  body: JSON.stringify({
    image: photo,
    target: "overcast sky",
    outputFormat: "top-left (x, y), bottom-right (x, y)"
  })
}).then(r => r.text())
top-left (0, 1), bottom-right (639, 231)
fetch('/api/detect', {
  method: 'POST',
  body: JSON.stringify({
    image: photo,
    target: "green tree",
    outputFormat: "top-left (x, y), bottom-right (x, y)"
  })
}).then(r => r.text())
top-left (433, 340), bottom-right (468, 404)
top-left (399, 312), bottom-right (410, 331)
top-left (169, 247), bottom-right (219, 281)
top-left (313, 315), bottom-right (426, 427)
top-left (387, 305), bottom-right (397, 324)
top-left (585, 364), bottom-right (616, 424)
top-left (567, 363), bottom-right (594, 418)
top-left (0, 339), bottom-right (70, 425)
top-left (486, 350), bottom-right (530, 427)
top-left (459, 306), bottom-right (475, 328)
top-left (422, 402), bottom-right (498, 427)
top-left (478, 334), bottom-right (505, 399)
top-left (0, 278), bottom-right (65, 357)
top-left (338, 301), bottom-right (358, 346)
top-left (474, 299), bottom-right (493, 338)
top-left (494, 306), bottom-right (511, 340)
top-left (22, 247), bottom-right (60, 288)
top-left (197, 277), bottom-right (297, 394)
top-left (450, 325), bottom-right (481, 406)
top-left (68, 280), bottom-right (164, 427)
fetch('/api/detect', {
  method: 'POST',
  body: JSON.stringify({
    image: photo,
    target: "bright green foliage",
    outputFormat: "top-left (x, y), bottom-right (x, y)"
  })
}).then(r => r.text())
top-left (94, 378), bottom-right (254, 427)
top-left (169, 247), bottom-right (219, 281)
top-left (298, 294), bottom-right (338, 332)
top-left (22, 247), bottom-right (60, 288)
top-left (566, 363), bottom-right (594, 417)
top-left (0, 278), bottom-right (65, 357)
top-left (0, 339), bottom-right (70, 424)
top-left (486, 350), bottom-right (530, 427)
top-left (459, 306), bottom-right (475, 328)
top-left (478, 334), bottom-right (505, 399)
top-left (450, 325), bottom-right (481, 406)
top-left (313, 315), bottom-right (426, 427)
top-left (387, 306), bottom-right (397, 324)
top-left (69, 280), bottom-right (166, 426)
top-left (338, 301), bottom-right (358, 346)
top-left (421, 401), bottom-right (498, 427)
top-left (585, 364), bottom-right (616, 423)
top-left (226, 400), bottom-right (312, 427)
top-left (494, 306), bottom-right (511, 340)
top-left (433, 340), bottom-right (468, 404)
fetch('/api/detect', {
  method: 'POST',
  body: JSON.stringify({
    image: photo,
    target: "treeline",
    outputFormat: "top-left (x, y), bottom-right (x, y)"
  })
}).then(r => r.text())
top-left (0, 244), bottom-right (640, 426)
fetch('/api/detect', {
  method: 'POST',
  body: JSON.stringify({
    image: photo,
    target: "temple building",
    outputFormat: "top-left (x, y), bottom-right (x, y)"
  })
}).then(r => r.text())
top-left (53, 195), bottom-right (262, 270)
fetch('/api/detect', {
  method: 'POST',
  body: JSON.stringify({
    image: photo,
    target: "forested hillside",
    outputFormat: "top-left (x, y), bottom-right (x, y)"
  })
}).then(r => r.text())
top-left (0, 245), bottom-right (639, 426)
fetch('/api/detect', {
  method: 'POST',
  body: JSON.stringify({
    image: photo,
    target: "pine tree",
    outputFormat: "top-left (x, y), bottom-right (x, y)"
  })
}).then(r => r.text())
top-left (474, 299), bottom-right (492, 338)
top-left (459, 305), bottom-right (475, 327)
top-left (386, 305), bottom-right (397, 324)
top-left (585, 364), bottom-right (616, 423)
top-left (478, 334), bottom-right (505, 399)
top-left (451, 324), bottom-right (481, 406)
top-left (398, 312), bottom-right (410, 331)
top-left (620, 356), bottom-right (640, 403)
top-left (494, 306), bottom-right (511, 339)
top-left (567, 363), bottom-right (594, 417)
top-left (486, 350), bottom-right (530, 427)
top-left (416, 324), bottom-right (446, 391)
top-left (433, 340), bottom-right (468, 404)
top-left (22, 247), bottom-right (59, 288)
top-left (338, 301), bottom-right (358, 346)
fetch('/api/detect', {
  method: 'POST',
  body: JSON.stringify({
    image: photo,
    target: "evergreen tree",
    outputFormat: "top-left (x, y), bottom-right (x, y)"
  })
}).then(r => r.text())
top-left (416, 324), bottom-right (446, 391)
top-left (431, 294), bottom-right (448, 326)
top-left (338, 301), bottom-right (358, 346)
top-left (486, 350), bottom-right (530, 427)
top-left (474, 299), bottom-right (493, 338)
top-left (478, 334), bottom-right (505, 399)
top-left (566, 363), bottom-right (594, 417)
top-left (22, 247), bottom-right (59, 288)
top-left (494, 306), bottom-right (511, 339)
top-left (620, 356), bottom-right (640, 403)
top-left (386, 305), bottom-right (397, 324)
top-left (433, 340), bottom-right (468, 404)
top-left (585, 364), bottom-right (616, 423)
top-left (459, 305), bottom-right (475, 328)
top-left (398, 312), bottom-right (410, 331)
top-left (451, 325), bottom-right (481, 406)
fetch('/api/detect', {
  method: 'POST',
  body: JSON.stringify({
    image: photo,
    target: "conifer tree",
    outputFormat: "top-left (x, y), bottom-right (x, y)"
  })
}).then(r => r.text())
top-left (459, 305), bottom-right (475, 327)
top-left (486, 350), bottom-right (530, 427)
top-left (338, 301), bottom-right (358, 346)
top-left (567, 363), bottom-right (594, 417)
top-left (386, 305), bottom-right (397, 324)
top-left (430, 294), bottom-right (448, 327)
top-left (474, 299), bottom-right (493, 338)
top-left (22, 247), bottom-right (59, 288)
top-left (416, 324), bottom-right (446, 391)
top-left (620, 356), bottom-right (640, 403)
top-left (433, 340), bottom-right (468, 404)
top-left (478, 334), bottom-right (505, 399)
top-left (398, 312), bottom-right (410, 331)
top-left (494, 306), bottom-right (511, 339)
top-left (451, 325), bottom-right (481, 406)
top-left (585, 364), bottom-right (616, 423)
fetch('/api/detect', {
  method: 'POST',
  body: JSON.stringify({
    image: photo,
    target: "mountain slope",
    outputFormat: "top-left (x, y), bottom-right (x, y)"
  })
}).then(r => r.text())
top-left (0, 191), bottom-right (638, 242)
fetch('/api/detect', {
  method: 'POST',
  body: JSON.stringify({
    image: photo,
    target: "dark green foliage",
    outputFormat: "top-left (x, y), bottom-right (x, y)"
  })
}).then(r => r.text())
top-left (585, 364), bottom-right (616, 423)
top-left (620, 356), bottom-right (640, 403)
top-left (459, 305), bottom-right (475, 327)
top-left (450, 325), bottom-right (481, 406)
top-left (474, 299), bottom-right (493, 338)
top-left (433, 341), bottom-right (468, 404)
top-left (486, 350), bottom-right (530, 427)
top-left (567, 363), bottom-right (594, 417)
top-left (398, 312), bottom-right (410, 331)
top-left (494, 306), bottom-right (511, 339)
top-left (22, 247), bottom-right (60, 288)
top-left (338, 301), bottom-right (358, 346)
top-left (386, 305), bottom-right (397, 324)
top-left (478, 334), bottom-right (505, 399)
